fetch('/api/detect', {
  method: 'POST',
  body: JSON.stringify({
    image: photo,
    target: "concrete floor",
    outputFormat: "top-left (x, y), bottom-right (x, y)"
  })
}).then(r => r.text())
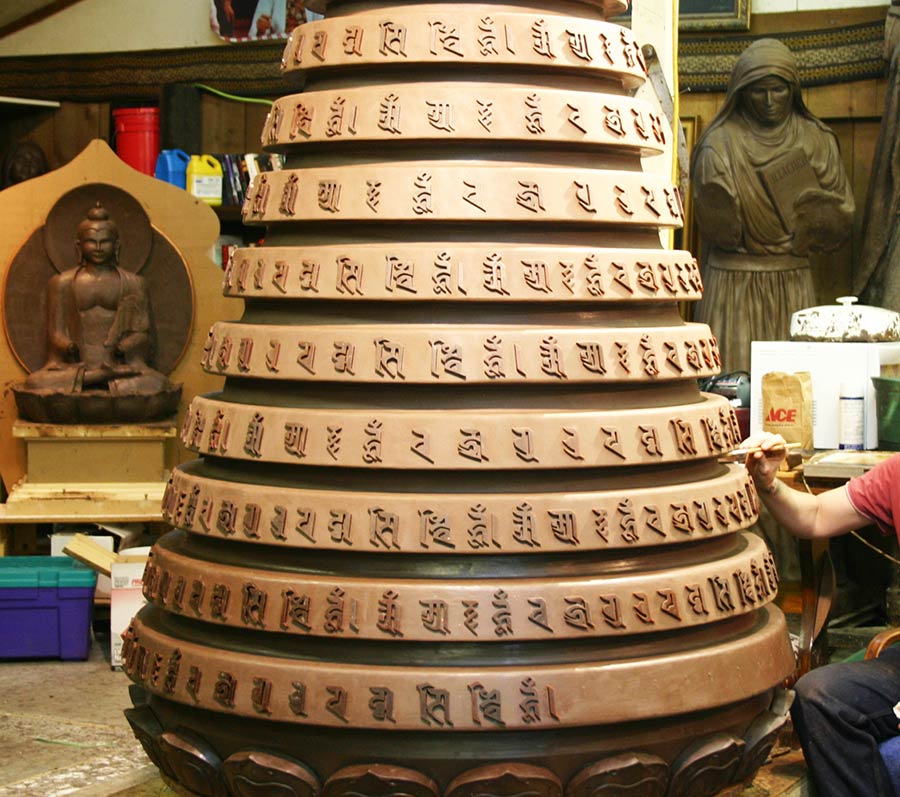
top-left (0, 629), bottom-right (813, 797)
top-left (0, 629), bottom-right (172, 797)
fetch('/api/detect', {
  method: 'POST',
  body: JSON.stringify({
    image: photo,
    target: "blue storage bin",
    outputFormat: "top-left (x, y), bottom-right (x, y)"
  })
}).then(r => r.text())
top-left (0, 556), bottom-right (97, 660)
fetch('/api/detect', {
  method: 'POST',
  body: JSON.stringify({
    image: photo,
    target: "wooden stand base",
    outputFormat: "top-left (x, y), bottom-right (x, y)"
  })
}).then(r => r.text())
top-left (1, 419), bottom-right (175, 523)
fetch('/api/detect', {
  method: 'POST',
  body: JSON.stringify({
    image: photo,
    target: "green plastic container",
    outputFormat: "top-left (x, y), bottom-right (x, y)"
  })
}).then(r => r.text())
top-left (872, 377), bottom-right (900, 450)
top-left (0, 556), bottom-right (96, 659)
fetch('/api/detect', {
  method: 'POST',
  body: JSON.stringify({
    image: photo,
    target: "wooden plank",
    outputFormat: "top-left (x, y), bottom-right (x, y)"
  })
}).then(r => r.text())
top-left (201, 93), bottom-right (246, 154)
top-left (807, 82), bottom-right (854, 119)
top-left (849, 120), bottom-right (882, 289)
top-left (876, 77), bottom-right (889, 111)
top-left (809, 120), bottom-right (853, 303)
top-left (808, 79), bottom-right (884, 120)
top-left (50, 102), bottom-right (107, 166)
top-left (829, 120), bottom-right (855, 189)
top-left (749, 7), bottom-right (887, 36)
top-left (0, 108), bottom-right (56, 168)
top-left (244, 103), bottom-right (272, 152)
top-left (62, 533), bottom-right (119, 576)
top-left (679, 91), bottom-right (723, 126)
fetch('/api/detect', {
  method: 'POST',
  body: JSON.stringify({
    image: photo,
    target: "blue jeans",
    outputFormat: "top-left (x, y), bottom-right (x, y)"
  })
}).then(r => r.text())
top-left (792, 645), bottom-right (900, 796)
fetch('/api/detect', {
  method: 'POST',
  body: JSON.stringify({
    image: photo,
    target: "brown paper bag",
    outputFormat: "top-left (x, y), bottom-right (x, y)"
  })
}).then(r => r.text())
top-left (761, 371), bottom-right (813, 450)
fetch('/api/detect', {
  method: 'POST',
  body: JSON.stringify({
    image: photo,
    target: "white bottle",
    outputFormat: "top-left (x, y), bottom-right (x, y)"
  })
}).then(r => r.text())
top-left (839, 381), bottom-right (865, 450)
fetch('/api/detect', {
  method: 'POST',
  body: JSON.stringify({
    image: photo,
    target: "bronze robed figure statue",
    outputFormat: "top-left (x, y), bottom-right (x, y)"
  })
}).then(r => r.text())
top-left (691, 38), bottom-right (854, 374)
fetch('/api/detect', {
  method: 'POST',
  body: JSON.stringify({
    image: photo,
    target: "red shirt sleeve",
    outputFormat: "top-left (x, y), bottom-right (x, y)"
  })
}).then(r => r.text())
top-left (846, 453), bottom-right (900, 538)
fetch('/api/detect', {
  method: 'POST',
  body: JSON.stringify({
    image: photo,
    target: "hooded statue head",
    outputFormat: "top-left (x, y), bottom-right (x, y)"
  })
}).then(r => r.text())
top-left (694, 38), bottom-right (826, 153)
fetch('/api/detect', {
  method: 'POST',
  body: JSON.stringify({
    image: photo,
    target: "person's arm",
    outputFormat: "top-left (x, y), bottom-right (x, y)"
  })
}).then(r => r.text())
top-left (743, 432), bottom-right (869, 539)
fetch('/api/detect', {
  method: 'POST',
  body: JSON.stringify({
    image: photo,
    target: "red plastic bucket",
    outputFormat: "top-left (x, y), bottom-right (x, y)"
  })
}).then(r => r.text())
top-left (113, 107), bottom-right (159, 175)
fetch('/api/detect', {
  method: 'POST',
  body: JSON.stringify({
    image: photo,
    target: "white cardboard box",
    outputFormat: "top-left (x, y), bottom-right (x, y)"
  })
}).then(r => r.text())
top-left (750, 341), bottom-right (900, 449)
top-left (110, 546), bottom-right (151, 668)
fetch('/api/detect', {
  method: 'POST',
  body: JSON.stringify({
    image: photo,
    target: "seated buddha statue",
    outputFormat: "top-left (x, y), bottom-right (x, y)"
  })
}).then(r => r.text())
top-left (17, 203), bottom-right (180, 422)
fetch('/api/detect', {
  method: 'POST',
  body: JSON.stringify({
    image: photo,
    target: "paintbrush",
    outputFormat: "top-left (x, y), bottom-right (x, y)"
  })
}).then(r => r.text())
top-left (727, 441), bottom-right (803, 459)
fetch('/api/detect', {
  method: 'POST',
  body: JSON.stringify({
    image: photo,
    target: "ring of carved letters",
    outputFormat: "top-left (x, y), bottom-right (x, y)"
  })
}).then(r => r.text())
top-left (280, 11), bottom-right (645, 89)
top-left (222, 245), bottom-right (702, 303)
top-left (141, 531), bottom-right (777, 641)
top-left (182, 393), bottom-right (742, 469)
top-left (162, 463), bottom-right (758, 553)
top-left (263, 84), bottom-right (666, 155)
top-left (121, 604), bottom-right (793, 730)
top-left (242, 165), bottom-right (683, 227)
top-left (202, 323), bottom-right (719, 383)
top-left (303, 0), bottom-right (632, 16)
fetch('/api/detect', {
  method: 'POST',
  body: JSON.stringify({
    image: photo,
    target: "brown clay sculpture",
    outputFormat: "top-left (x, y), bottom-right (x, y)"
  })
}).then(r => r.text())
top-left (122, 4), bottom-right (795, 796)
top-left (691, 38), bottom-right (854, 373)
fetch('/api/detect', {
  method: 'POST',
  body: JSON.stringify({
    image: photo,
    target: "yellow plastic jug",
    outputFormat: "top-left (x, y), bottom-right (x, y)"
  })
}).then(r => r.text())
top-left (186, 154), bottom-right (223, 206)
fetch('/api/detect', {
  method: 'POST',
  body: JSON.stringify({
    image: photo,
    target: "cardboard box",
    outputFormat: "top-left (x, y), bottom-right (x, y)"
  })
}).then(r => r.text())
top-left (110, 547), bottom-right (151, 668)
top-left (750, 341), bottom-right (900, 449)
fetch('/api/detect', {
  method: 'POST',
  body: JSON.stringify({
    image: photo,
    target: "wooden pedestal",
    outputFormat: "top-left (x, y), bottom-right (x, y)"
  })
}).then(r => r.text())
top-left (0, 419), bottom-right (176, 523)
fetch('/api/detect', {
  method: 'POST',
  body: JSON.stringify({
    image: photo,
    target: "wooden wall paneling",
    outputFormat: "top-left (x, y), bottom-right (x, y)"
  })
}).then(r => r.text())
top-left (803, 84), bottom-right (831, 118)
top-left (848, 119), bottom-right (882, 290)
top-left (749, 5), bottom-right (887, 36)
top-left (197, 95), bottom-right (273, 154)
top-left (807, 79), bottom-right (883, 120)
top-left (244, 103), bottom-right (271, 152)
top-left (679, 91), bottom-right (723, 131)
top-left (809, 119), bottom-right (854, 304)
top-left (200, 93), bottom-right (246, 154)
top-left (876, 77), bottom-right (889, 112)
top-left (0, 108), bottom-right (57, 167)
top-left (51, 102), bottom-right (108, 167)
top-left (827, 119), bottom-right (856, 198)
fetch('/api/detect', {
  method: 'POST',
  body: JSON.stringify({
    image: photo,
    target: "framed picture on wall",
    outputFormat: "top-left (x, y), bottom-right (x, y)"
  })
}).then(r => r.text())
top-left (679, 0), bottom-right (750, 31)
top-left (617, 1), bottom-right (750, 32)
top-left (210, 0), bottom-right (323, 41)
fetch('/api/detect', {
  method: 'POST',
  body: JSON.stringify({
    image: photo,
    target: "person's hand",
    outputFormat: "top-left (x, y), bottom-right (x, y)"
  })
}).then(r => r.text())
top-left (741, 432), bottom-right (788, 496)
top-left (256, 14), bottom-right (272, 35)
top-left (222, 0), bottom-right (234, 22)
